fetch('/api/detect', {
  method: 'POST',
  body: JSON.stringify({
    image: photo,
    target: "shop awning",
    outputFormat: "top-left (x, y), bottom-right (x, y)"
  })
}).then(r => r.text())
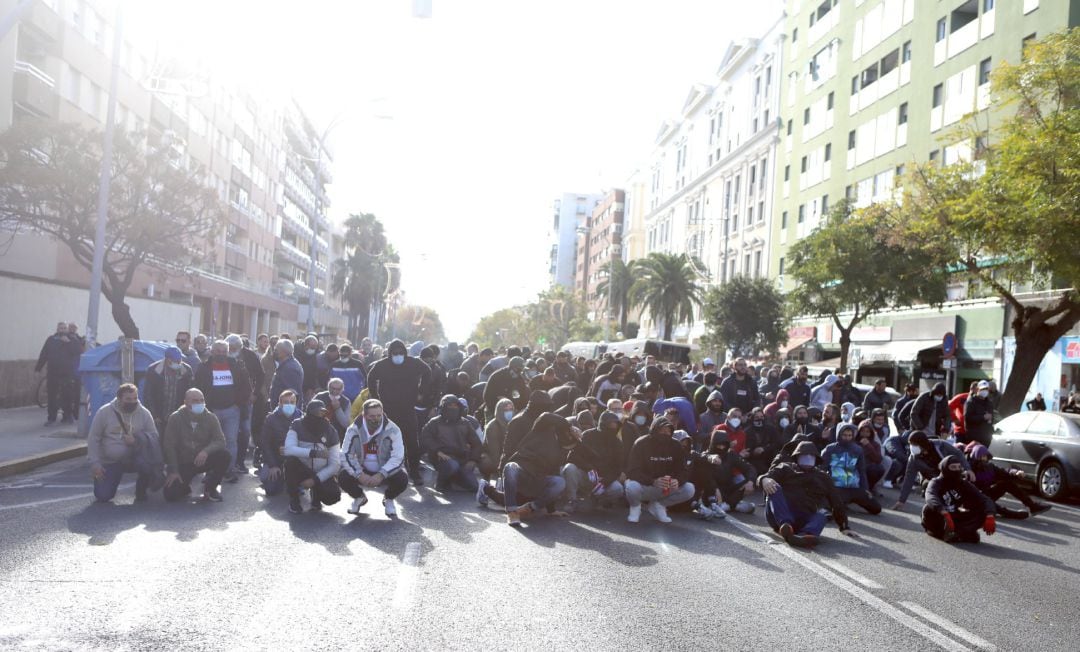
top-left (779, 335), bottom-right (816, 357)
top-left (850, 339), bottom-right (942, 366)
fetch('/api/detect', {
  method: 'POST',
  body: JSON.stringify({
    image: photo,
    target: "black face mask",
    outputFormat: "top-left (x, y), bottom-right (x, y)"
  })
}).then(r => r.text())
top-left (441, 407), bottom-right (461, 422)
top-left (304, 413), bottom-right (326, 429)
top-left (120, 402), bottom-right (138, 414)
top-left (942, 467), bottom-right (964, 484)
top-left (796, 416), bottom-right (808, 424)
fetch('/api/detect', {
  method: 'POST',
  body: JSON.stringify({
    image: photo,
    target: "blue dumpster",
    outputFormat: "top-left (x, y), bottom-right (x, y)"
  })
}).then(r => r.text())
top-left (78, 340), bottom-right (169, 420)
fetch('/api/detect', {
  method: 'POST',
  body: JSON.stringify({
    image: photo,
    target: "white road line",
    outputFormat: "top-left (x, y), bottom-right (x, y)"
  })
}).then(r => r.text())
top-left (391, 541), bottom-right (422, 611)
top-left (816, 557), bottom-right (885, 590)
top-left (901, 602), bottom-right (998, 651)
top-left (0, 483), bottom-right (133, 511)
top-left (724, 518), bottom-right (973, 652)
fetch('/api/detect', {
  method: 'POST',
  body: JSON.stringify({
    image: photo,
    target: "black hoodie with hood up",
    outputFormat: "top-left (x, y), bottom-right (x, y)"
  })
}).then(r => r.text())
top-left (500, 391), bottom-right (555, 470)
top-left (508, 412), bottom-right (577, 477)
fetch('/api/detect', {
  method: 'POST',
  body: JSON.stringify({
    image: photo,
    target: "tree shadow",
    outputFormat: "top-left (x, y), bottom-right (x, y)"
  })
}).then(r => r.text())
top-left (510, 517), bottom-right (661, 568)
top-left (66, 489), bottom-right (255, 545)
top-left (967, 539), bottom-right (1080, 576)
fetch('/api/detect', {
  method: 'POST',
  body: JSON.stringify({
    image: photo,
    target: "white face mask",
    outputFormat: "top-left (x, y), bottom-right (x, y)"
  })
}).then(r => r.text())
top-left (728, 418), bottom-right (741, 429)
top-left (228, 350), bottom-right (240, 359)
top-left (934, 395), bottom-right (944, 402)
top-left (909, 445), bottom-right (923, 456)
top-left (168, 362), bottom-right (182, 371)
top-left (780, 418), bottom-right (790, 428)
top-left (780, 401), bottom-right (788, 408)
top-left (392, 354), bottom-right (405, 365)
top-left (797, 455), bottom-right (816, 468)
top-left (306, 348), bottom-right (317, 356)
top-left (978, 390), bottom-right (989, 399)
top-left (634, 415), bottom-right (647, 426)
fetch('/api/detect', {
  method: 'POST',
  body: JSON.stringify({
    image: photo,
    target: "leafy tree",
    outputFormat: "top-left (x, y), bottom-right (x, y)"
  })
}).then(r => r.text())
top-left (629, 252), bottom-right (704, 341)
top-left (0, 119), bottom-right (225, 338)
top-left (331, 213), bottom-right (399, 344)
top-left (787, 200), bottom-right (948, 374)
top-left (525, 285), bottom-right (591, 350)
top-left (885, 29), bottom-right (1080, 414)
top-left (378, 303), bottom-right (445, 344)
top-left (469, 308), bottom-right (527, 350)
top-left (596, 258), bottom-right (637, 335)
top-left (703, 275), bottom-right (788, 359)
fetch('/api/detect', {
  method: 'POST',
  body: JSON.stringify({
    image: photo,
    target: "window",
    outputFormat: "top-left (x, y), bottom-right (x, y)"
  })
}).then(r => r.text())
top-left (803, 107), bottom-right (811, 125)
top-left (801, 156), bottom-right (808, 173)
top-left (748, 205), bottom-right (755, 224)
top-left (779, 257), bottom-right (785, 275)
top-left (754, 251), bottom-right (762, 277)
top-left (851, 75), bottom-right (860, 94)
top-left (749, 165), bottom-right (757, 188)
top-left (861, 62), bottom-right (879, 88)
top-left (974, 133), bottom-right (989, 158)
top-left (781, 211), bottom-right (789, 228)
top-left (827, 91), bottom-right (835, 110)
top-left (929, 149), bottom-right (940, 162)
top-left (880, 49), bottom-right (899, 77)
top-left (821, 194), bottom-right (829, 215)
top-left (898, 102), bottom-right (909, 124)
top-left (936, 17), bottom-right (947, 43)
top-left (902, 40), bottom-right (912, 63)
top-left (845, 184), bottom-right (853, 200)
top-left (759, 158), bottom-right (767, 190)
top-left (732, 212), bottom-right (739, 231)
top-left (984, 0), bottom-right (994, 9)
top-left (951, 0), bottom-right (978, 34)
top-left (932, 83), bottom-right (944, 108)
top-left (784, 165), bottom-right (790, 182)
top-left (824, 143), bottom-right (832, 161)
top-left (744, 254), bottom-right (751, 275)
top-left (798, 204), bottom-right (805, 223)
top-left (758, 200), bottom-right (765, 223)
top-left (1022, 33), bottom-right (1037, 59)
top-left (979, 57), bottom-right (992, 85)
top-left (848, 130), bottom-right (856, 149)
top-left (786, 119), bottom-right (793, 135)
top-left (792, 27), bottom-right (798, 45)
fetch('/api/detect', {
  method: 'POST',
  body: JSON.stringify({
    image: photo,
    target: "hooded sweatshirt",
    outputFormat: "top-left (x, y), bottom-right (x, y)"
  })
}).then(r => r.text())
top-left (911, 383), bottom-right (951, 436)
top-left (500, 391), bottom-right (555, 469)
top-left (759, 444), bottom-right (849, 530)
top-left (508, 412), bottom-right (575, 476)
top-left (652, 396), bottom-right (698, 437)
top-left (626, 418), bottom-right (689, 486)
top-left (763, 388), bottom-right (790, 425)
top-left (810, 375), bottom-right (841, 411)
top-left (821, 423), bottom-right (868, 492)
top-left (924, 455), bottom-right (994, 515)
top-left (421, 395), bottom-right (482, 462)
top-left (697, 389), bottom-right (727, 439)
top-left (707, 429), bottom-right (758, 490)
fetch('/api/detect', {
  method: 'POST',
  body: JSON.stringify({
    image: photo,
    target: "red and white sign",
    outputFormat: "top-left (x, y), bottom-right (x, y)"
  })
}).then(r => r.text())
top-left (1065, 339), bottom-right (1080, 362)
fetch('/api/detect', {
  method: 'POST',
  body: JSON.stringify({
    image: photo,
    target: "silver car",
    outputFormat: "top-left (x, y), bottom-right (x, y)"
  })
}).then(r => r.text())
top-left (989, 411), bottom-right (1080, 501)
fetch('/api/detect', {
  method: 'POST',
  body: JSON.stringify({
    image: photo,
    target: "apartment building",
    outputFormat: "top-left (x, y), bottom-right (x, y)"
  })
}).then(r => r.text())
top-left (549, 192), bottom-right (602, 289)
top-left (770, 0), bottom-right (1078, 391)
top-left (574, 188), bottom-right (625, 319)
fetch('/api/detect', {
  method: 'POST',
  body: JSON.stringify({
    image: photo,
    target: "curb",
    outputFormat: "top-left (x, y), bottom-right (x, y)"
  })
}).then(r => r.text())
top-left (0, 443), bottom-right (87, 478)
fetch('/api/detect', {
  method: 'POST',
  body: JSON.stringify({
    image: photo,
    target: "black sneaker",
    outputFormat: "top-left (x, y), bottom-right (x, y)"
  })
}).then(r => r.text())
top-left (133, 492), bottom-right (148, 504)
top-left (1029, 502), bottom-right (1052, 516)
top-left (202, 486), bottom-right (223, 502)
top-left (289, 496), bottom-right (303, 514)
top-left (997, 506), bottom-right (1029, 520)
top-left (410, 468), bottom-right (424, 487)
top-left (224, 472), bottom-right (239, 484)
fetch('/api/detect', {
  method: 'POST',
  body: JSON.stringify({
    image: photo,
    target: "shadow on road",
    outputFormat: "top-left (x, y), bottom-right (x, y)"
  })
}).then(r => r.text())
top-left (510, 517), bottom-right (661, 567)
top-left (66, 494), bottom-right (256, 545)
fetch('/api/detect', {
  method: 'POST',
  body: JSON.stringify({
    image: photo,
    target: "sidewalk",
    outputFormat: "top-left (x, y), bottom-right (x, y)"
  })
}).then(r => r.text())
top-left (0, 406), bottom-right (86, 477)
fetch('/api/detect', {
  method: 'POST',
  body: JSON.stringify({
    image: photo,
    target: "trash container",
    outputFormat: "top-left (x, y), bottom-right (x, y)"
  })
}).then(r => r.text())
top-left (78, 340), bottom-right (169, 421)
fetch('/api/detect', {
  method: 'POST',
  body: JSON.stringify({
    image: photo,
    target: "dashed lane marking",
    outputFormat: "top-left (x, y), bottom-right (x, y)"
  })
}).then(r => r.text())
top-left (900, 601), bottom-right (998, 651)
top-left (815, 557), bottom-right (885, 590)
top-left (392, 541), bottom-right (423, 611)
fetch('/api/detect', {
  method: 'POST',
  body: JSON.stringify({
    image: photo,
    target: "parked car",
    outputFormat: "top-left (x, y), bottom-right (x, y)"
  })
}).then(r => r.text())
top-left (988, 411), bottom-right (1080, 500)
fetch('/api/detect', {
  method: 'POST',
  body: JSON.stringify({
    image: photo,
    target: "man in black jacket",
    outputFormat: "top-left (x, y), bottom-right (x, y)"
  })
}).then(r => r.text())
top-left (498, 390), bottom-right (554, 471)
top-left (922, 455), bottom-right (996, 544)
top-left (36, 322), bottom-right (80, 425)
top-left (421, 395), bottom-right (482, 492)
top-left (963, 380), bottom-right (996, 447)
top-left (911, 382), bottom-right (951, 438)
top-left (503, 413), bottom-right (575, 526)
top-left (561, 410), bottom-right (625, 511)
top-left (719, 358), bottom-right (762, 414)
top-left (257, 390), bottom-right (301, 496)
top-left (624, 416), bottom-right (695, 524)
top-left (759, 441), bottom-right (853, 548)
top-left (484, 356), bottom-right (529, 416)
top-left (367, 339), bottom-right (432, 484)
top-left (777, 366), bottom-right (812, 415)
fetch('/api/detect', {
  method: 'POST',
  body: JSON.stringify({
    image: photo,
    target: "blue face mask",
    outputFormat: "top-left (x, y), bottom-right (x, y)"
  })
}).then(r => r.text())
top-left (392, 354), bottom-right (405, 365)
top-left (190, 403), bottom-right (206, 415)
top-left (281, 403), bottom-right (296, 417)
top-left (503, 410), bottom-right (515, 422)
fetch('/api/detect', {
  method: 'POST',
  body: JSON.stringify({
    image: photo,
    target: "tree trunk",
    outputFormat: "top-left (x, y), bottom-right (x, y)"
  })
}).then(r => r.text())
top-left (109, 293), bottom-right (140, 339)
top-left (837, 327), bottom-right (851, 375)
top-left (663, 319), bottom-right (673, 341)
top-left (999, 298), bottom-right (1080, 415)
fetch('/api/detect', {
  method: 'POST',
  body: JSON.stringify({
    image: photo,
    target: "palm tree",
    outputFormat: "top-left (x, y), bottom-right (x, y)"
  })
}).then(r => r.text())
top-left (595, 258), bottom-right (636, 335)
top-left (629, 252), bottom-right (704, 341)
top-left (330, 213), bottom-right (398, 343)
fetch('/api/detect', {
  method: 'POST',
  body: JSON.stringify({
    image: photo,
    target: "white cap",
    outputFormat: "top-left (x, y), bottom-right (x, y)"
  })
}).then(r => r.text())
top-left (703, 358), bottom-right (715, 366)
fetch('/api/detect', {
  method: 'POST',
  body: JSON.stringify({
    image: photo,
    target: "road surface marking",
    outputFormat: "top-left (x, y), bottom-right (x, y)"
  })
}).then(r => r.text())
top-left (724, 517), bottom-right (974, 652)
top-left (0, 482), bottom-right (43, 490)
top-left (901, 602), bottom-right (998, 651)
top-left (0, 483), bottom-right (133, 511)
top-left (392, 541), bottom-right (422, 611)
top-left (816, 557), bottom-right (885, 590)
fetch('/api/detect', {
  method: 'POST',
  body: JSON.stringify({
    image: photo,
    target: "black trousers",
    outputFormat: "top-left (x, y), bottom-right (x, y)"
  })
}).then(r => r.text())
top-left (388, 407), bottom-right (421, 471)
top-left (922, 505), bottom-right (985, 539)
top-left (163, 449), bottom-right (231, 501)
top-left (46, 373), bottom-right (75, 421)
top-left (837, 487), bottom-right (883, 514)
top-left (984, 477), bottom-right (1037, 508)
top-left (284, 457), bottom-right (341, 505)
top-left (338, 469), bottom-right (408, 501)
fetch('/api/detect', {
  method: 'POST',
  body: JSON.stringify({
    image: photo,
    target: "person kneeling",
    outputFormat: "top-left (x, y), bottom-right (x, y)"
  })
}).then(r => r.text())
top-left (503, 413), bottom-right (577, 527)
top-left (922, 455), bottom-right (997, 544)
top-left (283, 400), bottom-right (342, 514)
top-left (162, 389), bottom-right (231, 503)
top-left (339, 399), bottom-right (409, 517)
top-left (759, 442), bottom-right (854, 548)
top-left (625, 417), bottom-right (695, 524)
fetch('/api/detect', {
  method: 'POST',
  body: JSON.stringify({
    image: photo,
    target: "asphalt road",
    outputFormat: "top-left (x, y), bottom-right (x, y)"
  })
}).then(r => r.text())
top-left (1, 459), bottom-right (1078, 651)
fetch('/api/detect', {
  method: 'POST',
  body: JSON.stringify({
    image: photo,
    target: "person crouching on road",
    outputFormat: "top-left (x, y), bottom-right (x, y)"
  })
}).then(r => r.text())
top-left (88, 383), bottom-right (162, 503)
top-left (257, 389), bottom-right (301, 497)
top-left (421, 394), bottom-right (483, 493)
top-left (703, 428), bottom-right (758, 515)
top-left (922, 455), bottom-right (997, 544)
top-left (625, 416), bottom-right (695, 524)
top-left (162, 388), bottom-right (231, 502)
top-left (502, 413), bottom-right (577, 527)
top-left (339, 399), bottom-right (409, 518)
top-left (821, 423), bottom-right (883, 516)
top-left (758, 442), bottom-right (855, 548)
top-left (283, 399), bottom-right (342, 514)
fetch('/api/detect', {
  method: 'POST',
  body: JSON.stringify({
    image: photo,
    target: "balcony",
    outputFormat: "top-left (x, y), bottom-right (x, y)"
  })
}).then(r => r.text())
top-left (281, 209), bottom-right (314, 239)
top-left (278, 239), bottom-right (311, 268)
top-left (20, 1), bottom-right (61, 44)
top-left (12, 60), bottom-right (57, 118)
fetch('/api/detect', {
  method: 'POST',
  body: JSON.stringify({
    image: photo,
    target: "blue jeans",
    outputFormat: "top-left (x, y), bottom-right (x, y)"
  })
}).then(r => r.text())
top-left (434, 457), bottom-right (479, 492)
top-left (503, 462), bottom-right (565, 512)
top-left (214, 405), bottom-right (241, 472)
top-left (94, 460), bottom-right (151, 502)
top-left (765, 486), bottom-right (826, 537)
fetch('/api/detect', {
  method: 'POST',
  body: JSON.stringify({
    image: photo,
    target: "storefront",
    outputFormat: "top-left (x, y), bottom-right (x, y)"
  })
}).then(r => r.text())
top-left (1002, 335), bottom-right (1080, 411)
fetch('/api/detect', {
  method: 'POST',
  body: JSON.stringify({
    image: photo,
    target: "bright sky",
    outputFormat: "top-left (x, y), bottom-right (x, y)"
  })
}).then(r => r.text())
top-left (126, 0), bottom-right (782, 341)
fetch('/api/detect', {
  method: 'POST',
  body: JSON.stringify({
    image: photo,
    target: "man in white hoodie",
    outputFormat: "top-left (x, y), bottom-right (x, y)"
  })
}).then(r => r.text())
top-left (283, 399), bottom-right (342, 514)
top-left (339, 399), bottom-right (409, 517)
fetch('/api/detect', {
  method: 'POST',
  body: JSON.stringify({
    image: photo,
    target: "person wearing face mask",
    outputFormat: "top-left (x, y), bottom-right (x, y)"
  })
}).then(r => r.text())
top-left (144, 347), bottom-right (195, 434)
top-left (314, 378), bottom-right (352, 441)
top-left (339, 399), bottom-right (408, 517)
top-left (758, 441), bottom-right (854, 548)
top-left (502, 413), bottom-right (577, 526)
top-left (763, 388), bottom-right (790, 428)
top-left (162, 388), bottom-right (231, 502)
top-left (778, 366), bottom-right (813, 412)
top-left (910, 382), bottom-right (952, 439)
top-left (268, 339), bottom-right (304, 409)
top-left (258, 390), bottom-right (301, 497)
top-left (704, 429), bottom-right (758, 515)
top-left (283, 399), bottom-right (342, 514)
top-left (893, 383), bottom-right (920, 426)
top-left (366, 339), bottom-right (432, 485)
top-left (949, 382), bottom-right (977, 444)
top-left (484, 356), bottom-right (530, 418)
top-left (963, 442), bottom-right (1051, 518)
top-left (893, 431), bottom-right (971, 511)
top-left (963, 380), bottom-right (997, 447)
top-left (821, 423), bottom-right (883, 515)
top-left (624, 417), bottom-right (695, 524)
top-left (194, 340), bottom-right (252, 483)
top-left (712, 408), bottom-right (749, 458)
top-left (783, 405), bottom-right (822, 445)
top-left (421, 394), bottom-right (482, 493)
top-left (560, 411), bottom-right (626, 513)
top-left (478, 398), bottom-right (516, 493)
top-left (225, 334), bottom-right (263, 477)
top-left (745, 407), bottom-right (782, 474)
top-left (294, 335), bottom-right (322, 402)
top-left (88, 384), bottom-right (162, 503)
top-left (498, 390), bottom-right (555, 472)
top-left (922, 455), bottom-right (996, 544)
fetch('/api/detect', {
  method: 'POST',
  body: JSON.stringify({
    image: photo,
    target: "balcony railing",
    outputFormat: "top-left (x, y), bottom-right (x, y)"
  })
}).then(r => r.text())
top-left (12, 60), bottom-right (57, 118)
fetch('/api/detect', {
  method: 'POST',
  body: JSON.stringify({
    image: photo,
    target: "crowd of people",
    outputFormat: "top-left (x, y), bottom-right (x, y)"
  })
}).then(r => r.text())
top-left (83, 331), bottom-right (1058, 549)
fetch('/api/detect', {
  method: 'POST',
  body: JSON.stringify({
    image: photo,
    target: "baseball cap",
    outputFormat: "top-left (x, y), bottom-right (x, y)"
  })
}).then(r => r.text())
top-left (977, 380), bottom-right (991, 390)
top-left (164, 346), bottom-right (182, 361)
top-left (703, 358), bottom-right (715, 366)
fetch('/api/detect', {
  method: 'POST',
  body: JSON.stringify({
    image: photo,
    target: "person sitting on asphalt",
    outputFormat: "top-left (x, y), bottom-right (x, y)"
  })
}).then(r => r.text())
top-left (922, 455), bottom-right (997, 544)
top-left (484, 356), bottom-right (529, 417)
top-left (624, 416), bottom-right (695, 524)
top-left (282, 399), bottom-right (342, 514)
top-left (704, 428), bottom-right (758, 515)
top-left (257, 389), bottom-right (301, 497)
top-left (759, 441), bottom-right (854, 548)
top-left (711, 407), bottom-right (749, 459)
top-left (965, 443), bottom-right (1051, 519)
top-left (88, 383), bottom-right (162, 503)
top-left (783, 405), bottom-right (822, 446)
top-left (892, 431), bottom-right (972, 511)
top-left (498, 390), bottom-right (555, 472)
top-left (479, 398), bottom-right (514, 487)
top-left (339, 398), bottom-right (408, 518)
top-left (672, 429), bottom-right (723, 520)
top-left (422, 394), bottom-right (482, 494)
top-left (162, 388), bottom-right (231, 503)
top-left (854, 420), bottom-right (887, 492)
top-left (313, 378), bottom-right (352, 441)
top-left (502, 412), bottom-right (576, 527)
top-left (821, 423), bottom-right (883, 516)
top-left (561, 410), bottom-right (626, 513)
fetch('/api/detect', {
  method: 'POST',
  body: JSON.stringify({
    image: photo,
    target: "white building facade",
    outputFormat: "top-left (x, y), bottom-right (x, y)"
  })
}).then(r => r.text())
top-left (549, 192), bottom-right (602, 289)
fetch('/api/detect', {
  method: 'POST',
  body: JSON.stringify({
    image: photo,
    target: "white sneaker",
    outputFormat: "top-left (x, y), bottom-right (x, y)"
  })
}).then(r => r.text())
top-left (735, 501), bottom-right (756, 514)
top-left (476, 478), bottom-right (490, 507)
top-left (383, 499), bottom-right (396, 517)
top-left (718, 502), bottom-right (731, 513)
top-left (882, 480), bottom-right (894, 489)
top-left (647, 501), bottom-right (672, 523)
top-left (708, 503), bottom-right (727, 519)
top-left (627, 504), bottom-right (641, 523)
top-left (347, 494), bottom-right (368, 515)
